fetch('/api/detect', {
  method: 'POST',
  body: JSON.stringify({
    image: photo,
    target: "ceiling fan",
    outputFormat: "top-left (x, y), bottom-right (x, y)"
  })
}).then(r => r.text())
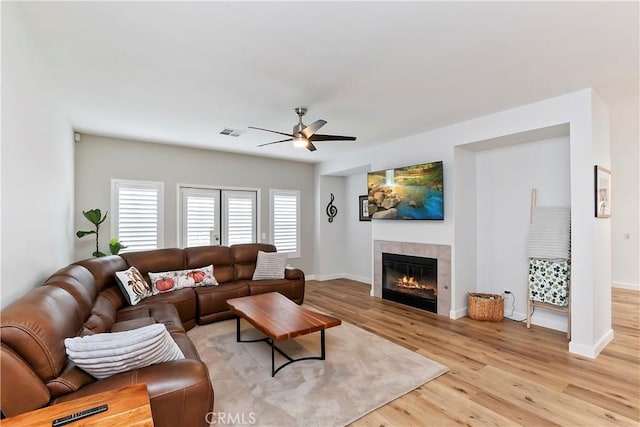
top-left (249, 107), bottom-right (357, 152)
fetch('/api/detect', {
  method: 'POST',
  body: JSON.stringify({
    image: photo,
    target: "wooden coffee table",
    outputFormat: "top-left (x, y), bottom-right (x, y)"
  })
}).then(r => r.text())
top-left (226, 292), bottom-right (341, 377)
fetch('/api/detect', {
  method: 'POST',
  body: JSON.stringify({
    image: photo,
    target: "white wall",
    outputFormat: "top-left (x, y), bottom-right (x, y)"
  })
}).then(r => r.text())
top-left (609, 94), bottom-right (640, 289)
top-left (1, 3), bottom-right (74, 309)
top-left (314, 175), bottom-right (347, 280)
top-left (475, 136), bottom-right (571, 331)
top-left (344, 174), bottom-right (372, 284)
top-left (453, 147), bottom-right (477, 319)
top-left (589, 93), bottom-right (613, 351)
top-left (74, 134), bottom-right (315, 274)
top-left (318, 89), bottom-right (612, 358)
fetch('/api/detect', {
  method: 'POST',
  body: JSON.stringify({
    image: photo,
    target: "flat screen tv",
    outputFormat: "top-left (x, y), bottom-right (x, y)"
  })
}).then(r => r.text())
top-left (366, 160), bottom-right (443, 220)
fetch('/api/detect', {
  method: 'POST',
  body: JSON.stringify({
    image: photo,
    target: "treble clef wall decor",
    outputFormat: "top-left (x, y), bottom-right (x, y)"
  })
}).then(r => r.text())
top-left (326, 193), bottom-right (338, 223)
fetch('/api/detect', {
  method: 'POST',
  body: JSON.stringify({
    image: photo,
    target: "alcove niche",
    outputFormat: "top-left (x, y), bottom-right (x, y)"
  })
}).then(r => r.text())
top-left (454, 123), bottom-right (571, 333)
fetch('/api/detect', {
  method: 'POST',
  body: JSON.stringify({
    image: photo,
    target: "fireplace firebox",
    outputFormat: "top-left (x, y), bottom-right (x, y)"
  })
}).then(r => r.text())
top-left (382, 252), bottom-right (437, 313)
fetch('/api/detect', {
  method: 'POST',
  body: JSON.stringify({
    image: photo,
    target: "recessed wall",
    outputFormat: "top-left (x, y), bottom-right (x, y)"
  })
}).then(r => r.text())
top-left (474, 135), bottom-right (570, 331)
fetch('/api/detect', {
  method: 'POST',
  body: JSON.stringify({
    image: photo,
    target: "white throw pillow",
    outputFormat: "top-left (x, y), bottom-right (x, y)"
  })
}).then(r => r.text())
top-left (114, 266), bottom-right (153, 305)
top-left (64, 323), bottom-right (184, 379)
top-left (252, 251), bottom-right (288, 280)
top-left (148, 265), bottom-right (218, 295)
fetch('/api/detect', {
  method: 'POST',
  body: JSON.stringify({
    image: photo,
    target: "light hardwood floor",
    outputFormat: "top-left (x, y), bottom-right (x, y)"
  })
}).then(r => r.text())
top-left (304, 279), bottom-right (640, 426)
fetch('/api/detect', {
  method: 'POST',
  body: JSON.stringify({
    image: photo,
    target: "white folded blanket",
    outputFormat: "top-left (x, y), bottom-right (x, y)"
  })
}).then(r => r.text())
top-left (527, 207), bottom-right (570, 260)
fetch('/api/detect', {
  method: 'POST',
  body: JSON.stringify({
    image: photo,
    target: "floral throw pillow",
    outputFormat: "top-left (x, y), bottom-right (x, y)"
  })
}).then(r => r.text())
top-left (148, 265), bottom-right (218, 295)
top-left (114, 266), bottom-right (153, 306)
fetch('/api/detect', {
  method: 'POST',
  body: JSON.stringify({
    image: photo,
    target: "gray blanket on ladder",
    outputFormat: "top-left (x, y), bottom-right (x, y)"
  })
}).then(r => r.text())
top-left (527, 207), bottom-right (570, 260)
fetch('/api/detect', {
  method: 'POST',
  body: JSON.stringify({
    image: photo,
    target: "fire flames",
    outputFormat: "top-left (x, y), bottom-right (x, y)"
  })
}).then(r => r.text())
top-left (396, 276), bottom-right (437, 295)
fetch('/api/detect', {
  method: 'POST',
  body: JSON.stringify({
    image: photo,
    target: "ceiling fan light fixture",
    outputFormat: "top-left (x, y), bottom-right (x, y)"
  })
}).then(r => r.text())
top-left (292, 134), bottom-right (307, 148)
top-left (250, 107), bottom-right (356, 151)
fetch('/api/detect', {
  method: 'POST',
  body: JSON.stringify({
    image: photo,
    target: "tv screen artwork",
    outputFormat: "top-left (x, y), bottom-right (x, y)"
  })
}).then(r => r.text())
top-left (367, 160), bottom-right (444, 220)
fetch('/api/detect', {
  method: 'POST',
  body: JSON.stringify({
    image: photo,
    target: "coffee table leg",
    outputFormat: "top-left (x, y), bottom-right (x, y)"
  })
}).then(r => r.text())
top-left (234, 318), bottom-right (331, 377)
top-left (270, 338), bottom-right (275, 377)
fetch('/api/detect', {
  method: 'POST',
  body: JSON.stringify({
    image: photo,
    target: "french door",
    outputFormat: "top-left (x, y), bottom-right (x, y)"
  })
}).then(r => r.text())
top-left (179, 186), bottom-right (257, 247)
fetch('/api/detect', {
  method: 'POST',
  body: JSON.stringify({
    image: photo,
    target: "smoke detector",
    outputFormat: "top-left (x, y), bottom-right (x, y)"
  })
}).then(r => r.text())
top-left (220, 128), bottom-right (244, 137)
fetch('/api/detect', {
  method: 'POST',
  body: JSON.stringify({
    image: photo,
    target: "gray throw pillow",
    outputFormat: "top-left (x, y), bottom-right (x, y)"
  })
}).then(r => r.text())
top-left (252, 250), bottom-right (288, 280)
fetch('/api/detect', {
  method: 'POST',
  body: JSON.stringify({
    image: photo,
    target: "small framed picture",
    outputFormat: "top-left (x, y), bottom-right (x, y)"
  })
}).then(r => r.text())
top-left (359, 195), bottom-right (371, 221)
top-left (594, 165), bottom-right (611, 218)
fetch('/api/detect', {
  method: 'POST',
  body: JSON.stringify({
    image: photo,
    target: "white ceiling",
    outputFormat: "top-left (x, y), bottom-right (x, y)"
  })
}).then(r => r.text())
top-left (17, 1), bottom-right (639, 163)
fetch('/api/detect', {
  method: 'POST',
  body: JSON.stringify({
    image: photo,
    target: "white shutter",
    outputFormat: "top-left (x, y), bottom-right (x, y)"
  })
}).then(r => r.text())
top-left (180, 188), bottom-right (220, 247)
top-left (112, 180), bottom-right (163, 252)
top-left (223, 191), bottom-right (256, 246)
top-left (271, 190), bottom-right (300, 257)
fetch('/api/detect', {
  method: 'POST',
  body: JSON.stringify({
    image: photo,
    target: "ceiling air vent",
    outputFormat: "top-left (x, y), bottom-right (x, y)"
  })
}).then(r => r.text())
top-left (220, 128), bottom-right (244, 137)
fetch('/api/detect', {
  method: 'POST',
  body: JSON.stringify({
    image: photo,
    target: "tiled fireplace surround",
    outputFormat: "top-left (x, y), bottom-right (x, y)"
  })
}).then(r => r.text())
top-left (373, 240), bottom-right (451, 316)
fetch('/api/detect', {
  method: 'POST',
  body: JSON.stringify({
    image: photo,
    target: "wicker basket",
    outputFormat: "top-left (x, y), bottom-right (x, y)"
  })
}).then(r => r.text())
top-left (468, 292), bottom-right (504, 321)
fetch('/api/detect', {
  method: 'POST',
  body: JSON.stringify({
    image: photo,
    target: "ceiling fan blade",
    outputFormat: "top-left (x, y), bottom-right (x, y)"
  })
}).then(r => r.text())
top-left (309, 134), bottom-right (357, 142)
top-left (257, 138), bottom-right (293, 147)
top-left (249, 126), bottom-right (293, 138)
top-left (301, 119), bottom-right (327, 139)
top-left (306, 141), bottom-right (317, 152)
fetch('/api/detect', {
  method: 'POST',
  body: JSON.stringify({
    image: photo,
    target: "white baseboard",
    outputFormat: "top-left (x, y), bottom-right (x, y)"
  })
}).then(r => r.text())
top-left (450, 307), bottom-right (467, 319)
top-left (308, 273), bottom-right (372, 284)
top-left (315, 273), bottom-right (346, 281)
top-left (524, 311), bottom-right (568, 333)
top-left (456, 308), bottom-right (569, 333)
top-left (612, 281), bottom-right (640, 291)
top-left (503, 310), bottom-right (529, 323)
top-left (569, 329), bottom-right (614, 358)
top-left (342, 273), bottom-right (372, 285)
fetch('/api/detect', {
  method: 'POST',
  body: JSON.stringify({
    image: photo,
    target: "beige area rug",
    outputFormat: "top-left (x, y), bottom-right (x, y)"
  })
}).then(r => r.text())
top-left (187, 315), bottom-right (448, 427)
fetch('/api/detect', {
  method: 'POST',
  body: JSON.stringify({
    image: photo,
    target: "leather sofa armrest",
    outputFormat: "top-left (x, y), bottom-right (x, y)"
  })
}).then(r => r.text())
top-left (52, 359), bottom-right (213, 427)
top-left (284, 267), bottom-right (304, 281)
top-left (1, 344), bottom-right (50, 417)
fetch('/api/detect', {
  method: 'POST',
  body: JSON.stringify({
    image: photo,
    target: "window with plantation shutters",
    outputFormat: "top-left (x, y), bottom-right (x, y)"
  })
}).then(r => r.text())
top-left (111, 180), bottom-right (164, 252)
top-left (270, 189), bottom-right (300, 258)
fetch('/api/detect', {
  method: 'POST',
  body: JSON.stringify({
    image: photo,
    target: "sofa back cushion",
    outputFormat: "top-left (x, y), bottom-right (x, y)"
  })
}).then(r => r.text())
top-left (74, 255), bottom-right (129, 292)
top-left (44, 265), bottom-right (97, 321)
top-left (0, 286), bottom-right (82, 382)
top-left (121, 248), bottom-right (185, 284)
top-left (230, 243), bottom-right (277, 280)
top-left (184, 246), bottom-right (234, 284)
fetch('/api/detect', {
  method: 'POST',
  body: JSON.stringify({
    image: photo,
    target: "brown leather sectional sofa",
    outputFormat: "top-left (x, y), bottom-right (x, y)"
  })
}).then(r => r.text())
top-left (0, 243), bottom-right (305, 426)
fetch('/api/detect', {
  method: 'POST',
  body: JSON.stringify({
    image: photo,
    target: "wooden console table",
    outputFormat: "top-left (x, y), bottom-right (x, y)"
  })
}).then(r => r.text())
top-left (0, 384), bottom-right (154, 426)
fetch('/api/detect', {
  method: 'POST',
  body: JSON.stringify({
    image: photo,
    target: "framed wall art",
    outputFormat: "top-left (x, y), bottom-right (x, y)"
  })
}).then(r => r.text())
top-left (359, 195), bottom-right (371, 221)
top-left (594, 165), bottom-right (611, 218)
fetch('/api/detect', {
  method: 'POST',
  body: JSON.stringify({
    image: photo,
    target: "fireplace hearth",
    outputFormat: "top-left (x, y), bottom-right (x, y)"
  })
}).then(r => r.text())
top-left (382, 252), bottom-right (437, 313)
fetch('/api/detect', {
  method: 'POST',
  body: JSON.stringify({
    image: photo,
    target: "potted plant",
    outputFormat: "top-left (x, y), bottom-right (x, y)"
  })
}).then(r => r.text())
top-left (76, 209), bottom-right (127, 257)
top-left (109, 238), bottom-right (127, 255)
